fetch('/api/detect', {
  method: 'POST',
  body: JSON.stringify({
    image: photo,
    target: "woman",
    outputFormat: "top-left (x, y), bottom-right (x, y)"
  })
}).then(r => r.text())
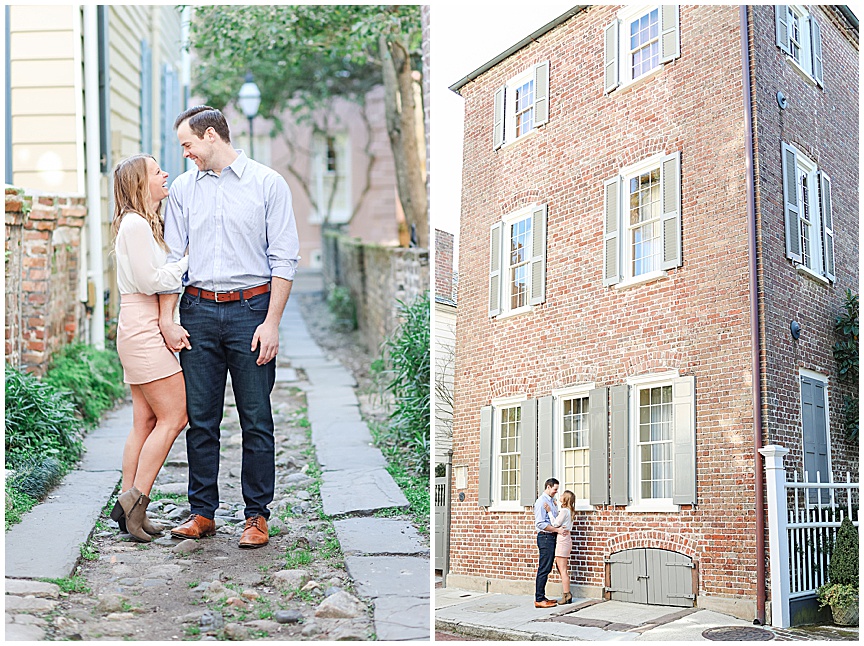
top-left (545, 490), bottom-right (576, 604)
top-left (108, 154), bottom-right (189, 543)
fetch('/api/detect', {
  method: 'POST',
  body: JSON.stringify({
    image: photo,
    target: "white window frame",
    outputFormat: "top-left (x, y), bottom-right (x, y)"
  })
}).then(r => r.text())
top-left (784, 6), bottom-right (816, 82)
top-left (626, 371), bottom-right (681, 513)
top-left (497, 205), bottom-right (535, 318)
top-left (552, 383), bottom-right (596, 511)
top-left (620, 5), bottom-right (662, 84)
top-left (616, 153), bottom-right (669, 289)
top-left (786, 144), bottom-right (831, 284)
top-left (501, 67), bottom-right (537, 148)
top-left (309, 132), bottom-right (352, 225)
top-left (798, 369), bottom-right (833, 488)
top-left (490, 394), bottom-right (527, 512)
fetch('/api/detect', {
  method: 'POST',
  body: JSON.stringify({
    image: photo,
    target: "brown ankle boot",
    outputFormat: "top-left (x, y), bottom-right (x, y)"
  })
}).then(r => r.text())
top-left (112, 495), bottom-right (163, 535)
top-left (117, 487), bottom-right (152, 543)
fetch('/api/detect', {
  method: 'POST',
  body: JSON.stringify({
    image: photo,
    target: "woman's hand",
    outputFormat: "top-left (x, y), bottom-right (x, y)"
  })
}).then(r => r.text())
top-left (543, 502), bottom-right (552, 513)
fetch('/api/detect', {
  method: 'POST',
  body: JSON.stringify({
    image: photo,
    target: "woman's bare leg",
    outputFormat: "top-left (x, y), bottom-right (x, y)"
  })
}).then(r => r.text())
top-left (131, 372), bottom-right (188, 496)
top-left (120, 385), bottom-right (158, 492)
top-left (555, 557), bottom-right (570, 594)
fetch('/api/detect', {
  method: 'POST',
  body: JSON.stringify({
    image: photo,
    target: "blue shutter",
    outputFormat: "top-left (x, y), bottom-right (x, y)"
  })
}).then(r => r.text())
top-left (478, 406), bottom-right (493, 507)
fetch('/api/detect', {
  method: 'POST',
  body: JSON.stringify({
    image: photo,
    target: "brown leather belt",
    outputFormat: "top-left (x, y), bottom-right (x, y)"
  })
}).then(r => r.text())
top-left (185, 283), bottom-right (270, 303)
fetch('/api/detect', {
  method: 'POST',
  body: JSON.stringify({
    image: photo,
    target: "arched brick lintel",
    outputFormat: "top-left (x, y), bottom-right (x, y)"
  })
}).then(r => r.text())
top-left (607, 531), bottom-right (698, 559)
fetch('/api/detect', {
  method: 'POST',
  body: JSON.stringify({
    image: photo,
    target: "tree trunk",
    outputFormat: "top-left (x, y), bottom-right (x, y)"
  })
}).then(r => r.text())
top-left (379, 34), bottom-right (428, 249)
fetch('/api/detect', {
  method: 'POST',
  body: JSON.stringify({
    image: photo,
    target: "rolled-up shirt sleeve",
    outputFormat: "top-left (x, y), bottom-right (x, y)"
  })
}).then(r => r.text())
top-left (264, 174), bottom-right (299, 281)
top-left (160, 181), bottom-right (188, 294)
top-left (534, 499), bottom-right (549, 532)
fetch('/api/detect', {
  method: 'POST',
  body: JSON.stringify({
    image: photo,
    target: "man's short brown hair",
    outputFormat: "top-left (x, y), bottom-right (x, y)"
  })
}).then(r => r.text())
top-left (174, 105), bottom-right (231, 143)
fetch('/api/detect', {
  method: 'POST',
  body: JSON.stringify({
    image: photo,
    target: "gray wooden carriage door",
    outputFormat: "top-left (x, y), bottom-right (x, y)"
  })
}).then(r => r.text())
top-left (608, 548), bottom-right (694, 607)
top-left (434, 475), bottom-right (450, 571)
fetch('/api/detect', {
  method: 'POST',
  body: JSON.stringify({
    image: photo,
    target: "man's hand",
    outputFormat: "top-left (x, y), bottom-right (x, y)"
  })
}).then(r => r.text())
top-left (251, 320), bottom-right (279, 365)
top-left (559, 527), bottom-right (570, 536)
top-left (160, 321), bottom-right (191, 352)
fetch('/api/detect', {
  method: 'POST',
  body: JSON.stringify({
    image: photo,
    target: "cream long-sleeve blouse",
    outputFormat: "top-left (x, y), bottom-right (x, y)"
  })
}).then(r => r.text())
top-left (115, 212), bottom-right (188, 295)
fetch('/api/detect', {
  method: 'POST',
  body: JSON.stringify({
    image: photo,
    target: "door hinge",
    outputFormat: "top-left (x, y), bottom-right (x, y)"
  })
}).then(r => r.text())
top-left (636, 574), bottom-right (650, 579)
top-left (605, 559), bottom-right (632, 564)
top-left (668, 594), bottom-right (696, 600)
top-left (665, 562), bottom-right (695, 569)
top-left (603, 587), bottom-right (633, 594)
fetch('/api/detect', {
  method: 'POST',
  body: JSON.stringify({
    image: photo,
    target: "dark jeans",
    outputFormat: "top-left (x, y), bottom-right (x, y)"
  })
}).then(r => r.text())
top-left (179, 289), bottom-right (276, 520)
top-left (536, 531), bottom-right (557, 601)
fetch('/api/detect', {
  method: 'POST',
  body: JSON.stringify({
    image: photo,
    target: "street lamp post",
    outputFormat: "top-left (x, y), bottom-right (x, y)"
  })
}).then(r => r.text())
top-left (238, 73), bottom-right (261, 159)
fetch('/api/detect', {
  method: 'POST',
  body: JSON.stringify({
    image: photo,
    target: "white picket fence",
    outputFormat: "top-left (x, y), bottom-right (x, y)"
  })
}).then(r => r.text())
top-left (761, 445), bottom-right (860, 628)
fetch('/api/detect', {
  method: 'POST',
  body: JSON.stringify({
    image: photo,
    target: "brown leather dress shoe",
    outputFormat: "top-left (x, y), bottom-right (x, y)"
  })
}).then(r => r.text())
top-left (534, 599), bottom-right (557, 608)
top-left (171, 514), bottom-right (216, 539)
top-left (238, 516), bottom-right (269, 549)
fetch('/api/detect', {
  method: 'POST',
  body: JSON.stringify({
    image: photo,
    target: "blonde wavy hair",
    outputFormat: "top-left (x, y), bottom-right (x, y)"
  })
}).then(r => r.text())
top-left (111, 153), bottom-right (169, 251)
top-left (559, 490), bottom-right (576, 516)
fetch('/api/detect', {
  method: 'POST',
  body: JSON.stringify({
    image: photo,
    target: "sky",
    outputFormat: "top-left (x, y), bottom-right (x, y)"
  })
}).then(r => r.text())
top-left (430, 2), bottom-right (578, 258)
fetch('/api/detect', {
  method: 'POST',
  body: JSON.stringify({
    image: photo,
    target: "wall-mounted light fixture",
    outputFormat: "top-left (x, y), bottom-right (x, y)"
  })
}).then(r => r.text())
top-left (790, 320), bottom-right (801, 340)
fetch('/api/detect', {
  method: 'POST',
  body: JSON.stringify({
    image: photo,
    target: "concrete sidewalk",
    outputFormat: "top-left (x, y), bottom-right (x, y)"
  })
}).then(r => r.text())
top-left (435, 587), bottom-right (858, 641)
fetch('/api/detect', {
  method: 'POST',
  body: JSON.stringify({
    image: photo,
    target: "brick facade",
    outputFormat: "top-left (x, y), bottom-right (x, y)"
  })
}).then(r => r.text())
top-left (5, 187), bottom-right (88, 375)
top-left (447, 5), bottom-right (858, 621)
top-left (434, 229), bottom-right (455, 302)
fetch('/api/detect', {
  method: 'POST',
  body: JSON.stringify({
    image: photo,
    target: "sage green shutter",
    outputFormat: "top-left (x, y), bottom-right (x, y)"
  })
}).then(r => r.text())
top-left (520, 399), bottom-right (538, 507)
top-left (660, 6), bottom-right (680, 63)
top-left (775, 6), bottom-right (791, 55)
top-left (478, 406), bottom-right (493, 506)
top-left (604, 21), bottom-right (619, 93)
top-left (609, 384), bottom-right (629, 505)
top-left (493, 86), bottom-right (505, 150)
top-left (536, 396), bottom-right (554, 498)
top-left (781, 142), bottom-right (802, 263)
top-left (660, 151), bottom-right (682, 270)
top-left (534, 61), bottom-right (549, 127)
top-left (529, 205), bottom-right (547, 305)
top-left (818, 171), bottom-right (835, 281)
top-left (489, 222), bottom-right (503, 317)
top-left (810, 18), bottom-right (823, 86)
top-left (603, 176), bottom-right (621, 286)
top-left (671, 376), bottom-right (696, 505)
top-left (801, 376), bottom-right (829, 488)
top-left (589, 387), bottom-right (609, 505)
top-left (139, 39), bottom-right (152, 153)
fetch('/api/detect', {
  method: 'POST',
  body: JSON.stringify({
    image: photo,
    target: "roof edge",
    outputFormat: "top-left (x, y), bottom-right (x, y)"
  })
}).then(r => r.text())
top-left (449, 5), bottom-right (588, 94)
top-left (837, 6), bottom-right (859, 32)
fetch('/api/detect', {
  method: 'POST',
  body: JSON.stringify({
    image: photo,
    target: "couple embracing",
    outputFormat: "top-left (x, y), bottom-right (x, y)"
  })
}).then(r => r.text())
top-left (534, 477), bottom-right (576, 607)
top-left (109, 106), bottom-right (299, 549)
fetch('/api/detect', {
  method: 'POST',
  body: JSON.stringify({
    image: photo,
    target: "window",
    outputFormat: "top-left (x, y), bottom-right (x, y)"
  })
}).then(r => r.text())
top-left (488, 204), bottom-right (547, 317)
top-left (605, 5), bottom-right (680, 93)
top-left (603, 152), bottom-right (681, 288)
top-left (493, 61), bottom-right (549, 149)
top-left (781, 142), bottom-right (835, 282)
top-left (498, 405), bottom-right (522, 503)
top-left (559, 394), bottom-right (590, 502)
top-left (608, 373), bottom-right (695, 511)
top-left (310, 132), bottom-right (351, 225)
top-left (775, 6), bottom-right (823, 86)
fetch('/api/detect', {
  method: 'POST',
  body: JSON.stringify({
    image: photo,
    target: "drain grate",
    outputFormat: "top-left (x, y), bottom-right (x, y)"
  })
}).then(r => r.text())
top-left (703, 626), bottom-right (775, 641)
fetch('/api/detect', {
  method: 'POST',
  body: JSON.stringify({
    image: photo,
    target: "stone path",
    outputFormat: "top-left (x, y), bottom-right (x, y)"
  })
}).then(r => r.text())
top-left (5, 276), bottom-right (430, 641)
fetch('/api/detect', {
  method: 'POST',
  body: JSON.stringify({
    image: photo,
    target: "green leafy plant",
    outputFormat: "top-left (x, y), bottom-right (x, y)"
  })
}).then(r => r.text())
top-left (5, 364), bottom-right (84, 468)
top-left (38, 576), bottom-right (90, 594)
top-left (817, 517), bottom-right (859, 623)
top-left (833, 291), bottom-right (858, 442)
top-left (43, 343), bottom-right (125, 428)
top-left (6, 455), bottom-right (65, 501)
top-left (380, 293), bottom-right (430, 476)
top-left (5, 486), bottom-right (37, 531)
top-left (327, 285), bottom-right (357, 330)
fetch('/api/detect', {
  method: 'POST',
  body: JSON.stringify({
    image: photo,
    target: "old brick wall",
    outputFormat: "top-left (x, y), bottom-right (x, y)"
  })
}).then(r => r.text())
top-left (434, 228), bottom-right (455, 302)
top-left (323, 231), bottom-right (429, 354)
top-left (5, 187), bottom-right (87, 375)
top-left (750, 6), bottom-right (859, 480)
top-left (450, 5), bottom-right (761, 610)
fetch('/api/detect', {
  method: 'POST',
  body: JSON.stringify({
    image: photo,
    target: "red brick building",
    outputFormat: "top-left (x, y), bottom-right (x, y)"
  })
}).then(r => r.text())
top-left (446, 5), bottom-right (858, 623)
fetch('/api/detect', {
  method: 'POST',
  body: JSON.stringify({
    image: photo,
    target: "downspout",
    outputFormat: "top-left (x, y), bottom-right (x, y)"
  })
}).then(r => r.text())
top-left (739, 5), bottom-right (766, 626)
top-left (83, 5), bottom-right (105, 349)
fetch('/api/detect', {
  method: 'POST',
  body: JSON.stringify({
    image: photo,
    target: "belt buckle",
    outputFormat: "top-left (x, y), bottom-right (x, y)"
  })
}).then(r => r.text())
top-left (213, 291), bottom-right (221, 302)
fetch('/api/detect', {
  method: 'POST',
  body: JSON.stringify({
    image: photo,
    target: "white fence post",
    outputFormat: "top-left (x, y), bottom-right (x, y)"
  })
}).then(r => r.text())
top-left (760, 445), bottom-right (791, 628)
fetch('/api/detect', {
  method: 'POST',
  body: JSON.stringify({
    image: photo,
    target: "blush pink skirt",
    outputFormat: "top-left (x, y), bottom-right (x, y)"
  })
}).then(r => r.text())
top-left (117, 294), bottom-right (182, 385)
top-left (555, 531), bottom-right (572, 558)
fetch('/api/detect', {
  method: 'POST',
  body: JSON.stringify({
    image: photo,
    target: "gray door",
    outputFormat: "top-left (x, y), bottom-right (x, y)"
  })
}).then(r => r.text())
top-left (609, 548), bottom-right (694, 608)
top-left (434, 476), bottom-right (449, 571)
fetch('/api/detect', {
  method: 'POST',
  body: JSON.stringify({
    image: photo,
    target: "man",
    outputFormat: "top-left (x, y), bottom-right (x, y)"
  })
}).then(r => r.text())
top-left (158, 106), bottom-right (299, 549)
top-left (535, 477), bottom-right (568, 608)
